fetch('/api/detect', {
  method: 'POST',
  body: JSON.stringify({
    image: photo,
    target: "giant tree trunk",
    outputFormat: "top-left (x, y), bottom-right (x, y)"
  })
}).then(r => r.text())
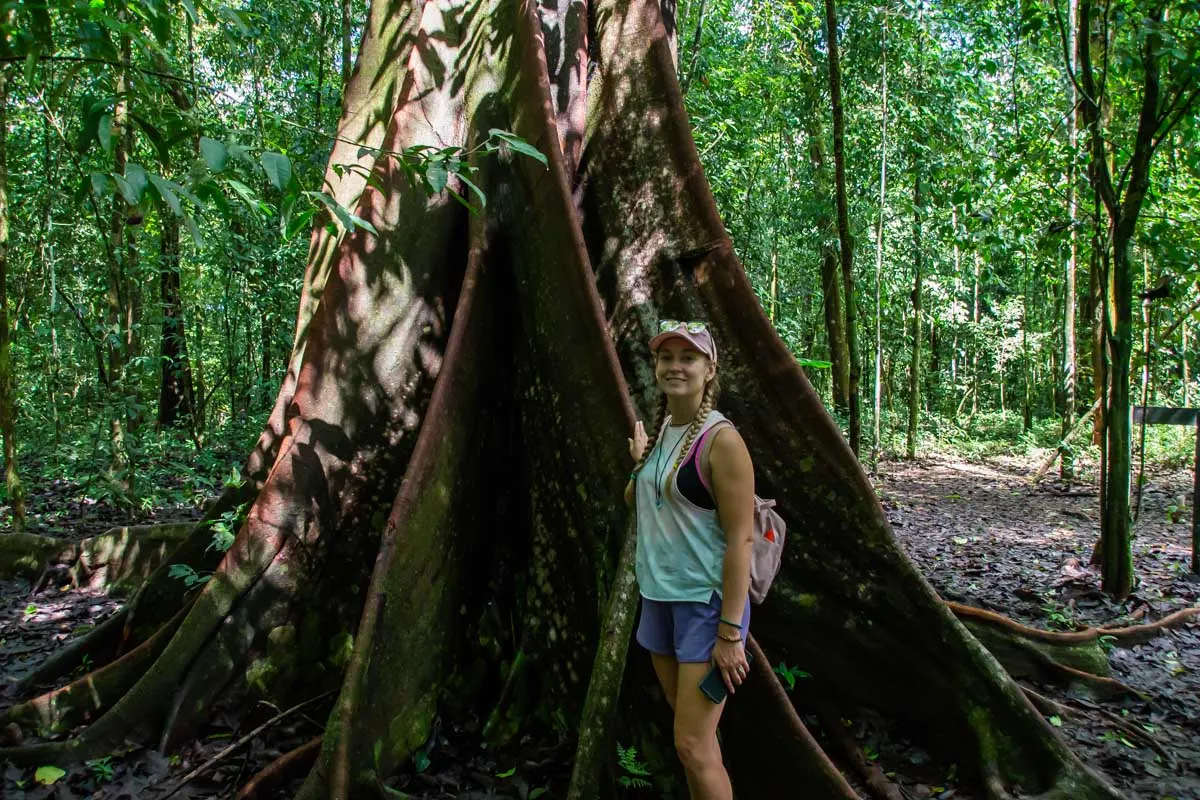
top-left (0, 2), bottom-right (1123, 799)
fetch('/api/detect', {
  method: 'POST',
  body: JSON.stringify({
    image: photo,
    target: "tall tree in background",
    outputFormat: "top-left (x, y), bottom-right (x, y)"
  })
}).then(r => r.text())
top-left (1067, 0), bottom-right (1200, 597)
top-left (824, 0), bottom-right (860, 454)
top-left (0, 61), bottom-right (24, 531)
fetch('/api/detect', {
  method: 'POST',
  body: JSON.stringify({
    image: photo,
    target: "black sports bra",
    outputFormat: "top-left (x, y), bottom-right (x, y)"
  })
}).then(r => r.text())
top-left (675, 426), bottom-right (719, 510)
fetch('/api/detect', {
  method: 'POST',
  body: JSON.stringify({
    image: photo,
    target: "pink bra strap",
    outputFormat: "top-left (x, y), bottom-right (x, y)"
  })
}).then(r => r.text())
top-left (691, 421), bottom-right (732, 495)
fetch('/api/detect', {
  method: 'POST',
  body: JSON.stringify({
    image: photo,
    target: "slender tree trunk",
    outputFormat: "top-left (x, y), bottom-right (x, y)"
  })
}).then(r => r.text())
top-left (1022, 258), bottom-right (1032, 431)
top-left (317, 6), bottom-right (328, 125)
top-left (872, 17), bottom-right (888, 466)
top-left (157, 210), bottom-right (196, 428)
top-left (43, 118), bottom-right (61, 449)
top-left (825, 0), bottom-right (859, 454)
top-left (973, 251), bottom-right (981, 415)
top-left (1183, 321), bottom-right (1191, 407)
top-left (341, 0), bottom-right (353, 87)
top-left (907, 170), bottom-right (923, 459)
top-left (0, 65), bottom-right (25, 531)
top-left (807, 122), bottom-right (850, 412)
top-left (104, 22), bottom-right (136, 490)
top-left (1061, 0), bottom-right (1079, 481)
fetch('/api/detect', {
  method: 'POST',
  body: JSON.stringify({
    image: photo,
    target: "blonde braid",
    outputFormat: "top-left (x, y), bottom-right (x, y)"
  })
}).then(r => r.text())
top-left (670, 376), bottom-right (719, 477)
top-left (632, 394), bottom-right (669, 476)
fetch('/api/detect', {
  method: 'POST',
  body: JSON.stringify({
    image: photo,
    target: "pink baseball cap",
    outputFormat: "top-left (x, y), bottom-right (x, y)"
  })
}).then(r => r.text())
top-left (649, 321), bottom-right (717, 361)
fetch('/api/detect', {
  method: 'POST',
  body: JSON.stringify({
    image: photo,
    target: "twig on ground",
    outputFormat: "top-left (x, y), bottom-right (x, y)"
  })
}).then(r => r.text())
top-left (1022, 687), bottom-right (1174, 766)
top-left (160, 691), bottom-right (333, 799)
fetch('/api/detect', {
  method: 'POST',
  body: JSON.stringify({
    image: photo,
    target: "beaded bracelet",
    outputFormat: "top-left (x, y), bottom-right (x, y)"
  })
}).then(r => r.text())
top-left (716, 631), bottom-right (742, 643)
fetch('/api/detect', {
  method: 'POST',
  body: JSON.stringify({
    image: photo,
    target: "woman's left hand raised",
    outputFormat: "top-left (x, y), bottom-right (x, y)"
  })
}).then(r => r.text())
top-left (711, 636), bottom-right (749, 695)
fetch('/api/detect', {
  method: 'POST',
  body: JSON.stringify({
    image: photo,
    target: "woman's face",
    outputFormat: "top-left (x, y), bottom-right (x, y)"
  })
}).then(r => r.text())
top-left (654, 338), bottom-right (715, 400)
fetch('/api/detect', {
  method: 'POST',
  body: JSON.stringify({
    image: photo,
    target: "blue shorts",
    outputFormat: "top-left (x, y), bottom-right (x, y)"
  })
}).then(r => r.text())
top-left (636, 591), bottom-right (751, 663)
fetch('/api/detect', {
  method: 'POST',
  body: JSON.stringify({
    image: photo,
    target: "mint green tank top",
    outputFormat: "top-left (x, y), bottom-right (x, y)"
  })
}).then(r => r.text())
top-left (635, 410), bottom-right (729, 603)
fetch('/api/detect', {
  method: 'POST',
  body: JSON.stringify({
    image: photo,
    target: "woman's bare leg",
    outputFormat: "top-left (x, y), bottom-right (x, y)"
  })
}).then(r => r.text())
top-left (672, 661), bottom-right (732, 799)
top-left (650, 652), bottom-right (680, 711)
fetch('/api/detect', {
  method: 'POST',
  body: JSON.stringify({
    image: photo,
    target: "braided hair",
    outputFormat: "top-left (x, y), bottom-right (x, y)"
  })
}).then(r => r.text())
top-left (668, 376), bottom-right (719, 477)
top-left (631, 394), bottom-right (669, 477)
top-left (631, 376), bottom-right (720, 490)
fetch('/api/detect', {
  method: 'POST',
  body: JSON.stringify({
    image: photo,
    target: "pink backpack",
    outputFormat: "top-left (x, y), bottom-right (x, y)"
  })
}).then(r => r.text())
top-left (692, 421), bottom-right (786, 605)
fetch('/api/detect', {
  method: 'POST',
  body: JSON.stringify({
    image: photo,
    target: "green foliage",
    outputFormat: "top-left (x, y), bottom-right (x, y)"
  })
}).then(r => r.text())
top-left (168, 563), bottom-right (210, 588)
top-left (34, 765), bottom-right (66, 786)
top-left (616, 742), bottom-right (653, 790)
top-left (86, 756), bottom-right (116, 784)
top-left (773, 661), bottom-right (811, 690)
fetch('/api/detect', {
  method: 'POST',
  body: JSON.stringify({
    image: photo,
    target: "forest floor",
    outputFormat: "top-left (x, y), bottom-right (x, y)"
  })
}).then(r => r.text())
top-left (882, 453), bottom-right (1200, 800)
top-left (0, 453), bottom-right (1198, 798)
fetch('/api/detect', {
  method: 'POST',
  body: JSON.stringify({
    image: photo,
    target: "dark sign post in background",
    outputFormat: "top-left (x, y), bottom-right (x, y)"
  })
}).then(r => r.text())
top-left (1134, 406), bottom-right (1200, 574)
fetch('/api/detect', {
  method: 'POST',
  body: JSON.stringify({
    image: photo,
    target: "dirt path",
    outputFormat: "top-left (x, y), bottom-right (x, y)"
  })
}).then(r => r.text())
top-left (882, 454), bottom-right (1200, 800)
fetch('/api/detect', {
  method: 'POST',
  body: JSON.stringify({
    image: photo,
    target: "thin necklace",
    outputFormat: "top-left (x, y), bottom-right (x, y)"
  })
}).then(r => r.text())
top-left (654, 422), bottom-right (689, 508)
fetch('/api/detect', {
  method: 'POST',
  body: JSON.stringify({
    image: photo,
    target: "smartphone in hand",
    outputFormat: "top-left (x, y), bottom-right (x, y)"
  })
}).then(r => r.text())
top-left (699, 649), bottom-right (754, 704)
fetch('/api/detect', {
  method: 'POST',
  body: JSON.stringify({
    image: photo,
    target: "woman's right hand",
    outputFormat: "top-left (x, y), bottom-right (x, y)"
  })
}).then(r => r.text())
top-left (628, 420), bottom-right (648, 463)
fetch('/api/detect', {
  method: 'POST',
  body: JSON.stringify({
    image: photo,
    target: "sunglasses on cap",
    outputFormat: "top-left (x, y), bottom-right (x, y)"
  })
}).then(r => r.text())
top-left (658, 320), bottom-right (708, 334)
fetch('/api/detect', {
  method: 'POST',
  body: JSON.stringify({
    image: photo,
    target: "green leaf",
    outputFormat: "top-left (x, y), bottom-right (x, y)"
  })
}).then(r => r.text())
top-left (413, 750), bottom-right (431, 773)
top-left (795, 357), bottom-right (833, 369)
top-left (346, 213), bottom-right (379, 236)
top-left (261, 152), bottom-right (292, 191)
top-left (496, 766), bottom-right (516, 778)
top-left (200, 137), bottom-right (228, 173)
top-left (98, 114), bottom-right (114, 156)
top-left (35, 765), bottom-right (67, 785)
top-left (457, 173), bottom-right (487, 209)
top-left (1049, 715), bottom-right (1062, 727)
top-left (306, 191), bottom-right (356, 234)
top-left (529, 789), bottom-right (548, 799)
top-left (227, 179), bottom-right (261, 210)
top-left (181, 0), bottom-right (198, 23)
top-left (90, 172), bottom-right (113, 200)
top-left (284, 207), bottom-right (318, 240)
top-left (148, 174), bottom-right (182, 216)
top-left (124, 163), bottom-right (148, 201)
top-left (488, 129), bottom-right (548, 167)
top-left (131, 114), bottom-right (170, 165)
top-left (112, 174), bottom-right (139, 205)
top-left (425, 161), bottom-right (448, 193)
top-left (183, 215), bottom-right (205, 248)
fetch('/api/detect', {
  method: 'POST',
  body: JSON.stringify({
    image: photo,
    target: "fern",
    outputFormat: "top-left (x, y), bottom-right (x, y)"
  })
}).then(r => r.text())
top-left (616, 742), bottom-right (654, 790)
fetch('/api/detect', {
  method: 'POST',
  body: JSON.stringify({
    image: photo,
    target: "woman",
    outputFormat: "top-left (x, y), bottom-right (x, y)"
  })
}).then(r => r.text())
top-left (625, 320), bottom-right (755, 800)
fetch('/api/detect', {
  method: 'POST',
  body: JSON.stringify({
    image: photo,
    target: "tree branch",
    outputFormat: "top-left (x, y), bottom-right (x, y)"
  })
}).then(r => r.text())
top-left (0, 55), bottom-right (196, 86)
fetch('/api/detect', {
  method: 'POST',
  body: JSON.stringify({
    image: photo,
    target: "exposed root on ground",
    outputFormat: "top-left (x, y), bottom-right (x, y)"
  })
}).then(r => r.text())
top-left (1022, 687), bottom-right (1173, 766)
top-left (235, 737), bottom-right (323, 800)
top-left (950, 602), bottom-right (1200, 648)
top-left (3, 602), bottom-right (190, 737)
top-left (811, 699), bottom-right (904, 800)
top-left (0, 523), bottom-right (191, 590)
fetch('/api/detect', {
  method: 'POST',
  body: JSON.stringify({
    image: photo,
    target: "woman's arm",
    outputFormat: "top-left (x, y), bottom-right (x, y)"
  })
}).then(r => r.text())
top-left (626, 420), bottom-right (647, 507)
top-left (708, 426), bottom-right (755, 691)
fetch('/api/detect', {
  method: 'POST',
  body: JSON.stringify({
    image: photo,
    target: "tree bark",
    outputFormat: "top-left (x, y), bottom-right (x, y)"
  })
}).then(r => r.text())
top-left (871, 15), bottom-right (888, 466)
top-left (0, 63), bottom-right (25, 532)
top-left (157, 209), bottom-right (197, 429)
top-left (806, 101), bottom-right (850, 413)
top-left (907, 169), bottom-right (923, 460)
top-left (0, 3), bottom-right (1124, 800)
top-left (1061, 0), bottom-right (1079, 482)
top-left (824, 0), bottom-right (859, 454)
